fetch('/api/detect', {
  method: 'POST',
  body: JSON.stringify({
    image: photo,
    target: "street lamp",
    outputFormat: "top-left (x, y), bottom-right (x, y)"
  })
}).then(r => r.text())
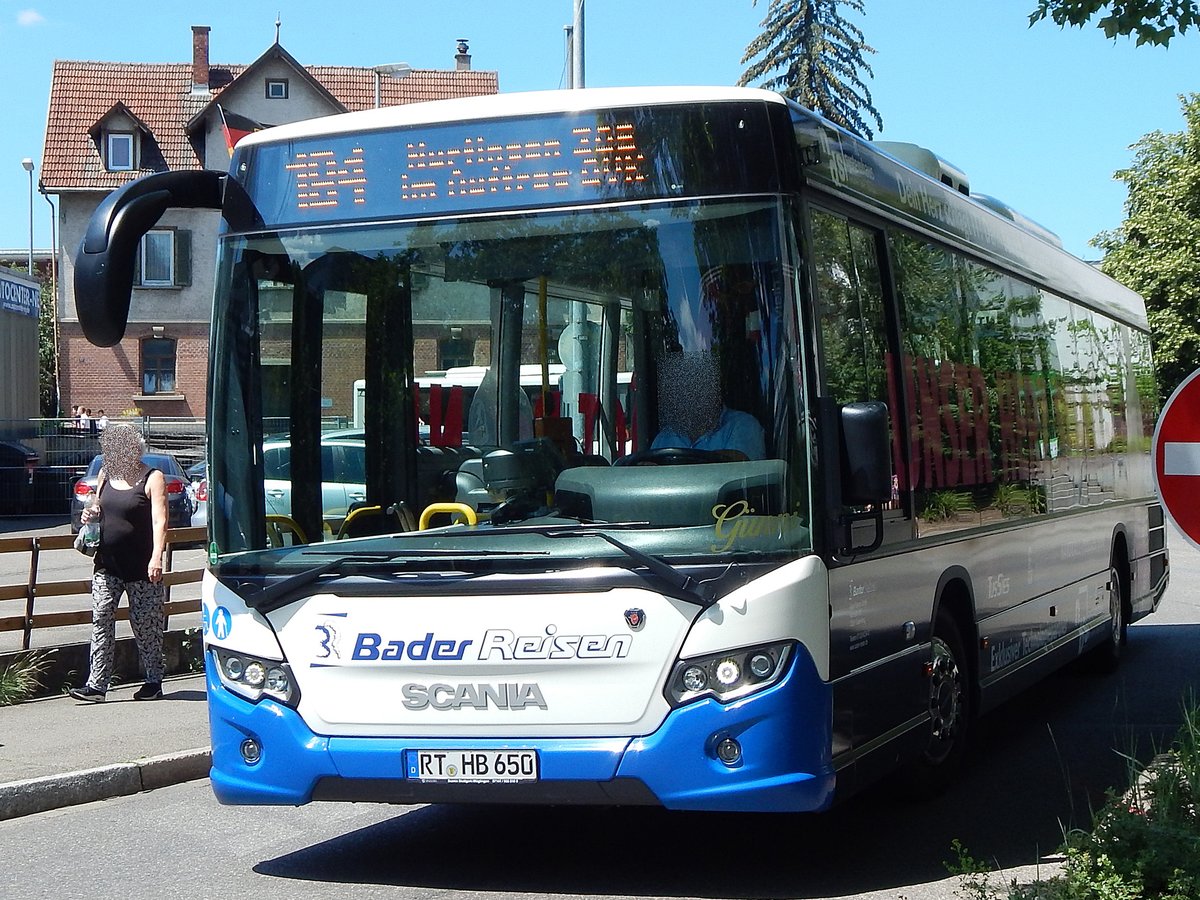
top-left (21, 158), bottom-right (34, 275)
top-left (373, 63), bottom-right (412, 108)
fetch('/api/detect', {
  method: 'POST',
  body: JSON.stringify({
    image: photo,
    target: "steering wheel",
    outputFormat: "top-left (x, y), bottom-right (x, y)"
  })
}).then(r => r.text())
top-left (614, 447), bottom-right (729, 466)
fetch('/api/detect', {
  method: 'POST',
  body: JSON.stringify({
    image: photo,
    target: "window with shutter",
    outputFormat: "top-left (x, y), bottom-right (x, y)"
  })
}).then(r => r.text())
top-left (141, 338), bottom-right (177, 394)
top-left (140, 231), bottom-right (174, 286)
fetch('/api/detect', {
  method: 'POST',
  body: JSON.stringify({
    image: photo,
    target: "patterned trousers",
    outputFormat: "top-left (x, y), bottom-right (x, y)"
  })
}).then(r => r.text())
top-left (86, 570), bottom-right (166, 690)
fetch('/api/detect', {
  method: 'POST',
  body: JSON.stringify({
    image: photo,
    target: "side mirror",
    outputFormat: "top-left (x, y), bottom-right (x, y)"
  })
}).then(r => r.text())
top-left (839, 401), bottom-right (892, 555)
top-left (75, 170), bottom-right (224, 347)
top-left (840, 401), bottom-right (891, 505)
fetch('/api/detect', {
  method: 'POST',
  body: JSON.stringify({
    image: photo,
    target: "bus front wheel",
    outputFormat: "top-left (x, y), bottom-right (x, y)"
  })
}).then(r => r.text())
top-left (908, 609), bottom-right (972, 794)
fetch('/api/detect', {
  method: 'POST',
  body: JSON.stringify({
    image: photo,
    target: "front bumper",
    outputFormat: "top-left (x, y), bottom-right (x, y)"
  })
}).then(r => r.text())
top-left (206, 644), bottom-right (836, 814)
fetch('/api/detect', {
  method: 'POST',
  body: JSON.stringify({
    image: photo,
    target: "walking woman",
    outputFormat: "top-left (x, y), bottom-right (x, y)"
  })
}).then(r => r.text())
top-left (69, 424), bottom-right (168, 702)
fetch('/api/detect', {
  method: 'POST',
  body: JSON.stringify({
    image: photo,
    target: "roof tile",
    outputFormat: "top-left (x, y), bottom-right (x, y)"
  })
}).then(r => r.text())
top-left (42, 55), bottom-right (499, 190)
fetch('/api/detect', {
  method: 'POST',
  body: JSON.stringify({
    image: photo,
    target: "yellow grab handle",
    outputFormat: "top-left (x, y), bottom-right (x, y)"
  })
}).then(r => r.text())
top-left (265, 514), bottom-right (309, 546)
top-left (418, 502), bottom-right (478, 531)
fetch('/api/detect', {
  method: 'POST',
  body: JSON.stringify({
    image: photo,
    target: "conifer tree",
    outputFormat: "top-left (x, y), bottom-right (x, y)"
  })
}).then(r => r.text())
top-left (739, 0), bottom-right (883, 139)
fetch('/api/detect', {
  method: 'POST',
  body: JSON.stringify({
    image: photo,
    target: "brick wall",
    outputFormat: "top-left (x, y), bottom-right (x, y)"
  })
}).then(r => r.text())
top-left (60, 322), bottom-right (209, 418)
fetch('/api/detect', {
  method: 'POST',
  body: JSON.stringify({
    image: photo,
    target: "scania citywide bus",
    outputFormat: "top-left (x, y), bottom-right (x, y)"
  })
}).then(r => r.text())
top-left (75, 87), bottom-right (1168, 812)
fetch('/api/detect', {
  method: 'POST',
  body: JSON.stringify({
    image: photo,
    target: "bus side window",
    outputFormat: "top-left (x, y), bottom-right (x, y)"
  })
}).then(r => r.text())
top-left (811, 209), bottom-right (889, 406)
top-left (810, 208), bottom-right (909, 546)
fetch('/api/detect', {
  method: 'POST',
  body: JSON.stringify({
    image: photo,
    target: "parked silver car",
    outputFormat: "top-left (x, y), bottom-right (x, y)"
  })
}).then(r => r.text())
top-left (70, 453), bottom-right (193, 532)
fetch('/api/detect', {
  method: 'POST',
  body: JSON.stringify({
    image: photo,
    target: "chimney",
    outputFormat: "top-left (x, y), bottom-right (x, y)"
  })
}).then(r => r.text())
top-left (455, 38), bottom-right (471, 71)
top-left (192, 25), bottom-right (211, 93)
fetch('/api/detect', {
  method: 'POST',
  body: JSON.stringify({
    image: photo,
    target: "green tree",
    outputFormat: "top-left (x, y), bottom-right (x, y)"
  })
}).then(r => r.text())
top-left (1029, 0), bottom-right (1199, 46)
top-left (39, 277), bottom-right (58, 416)
top-left (739, 0), bottom-right (883, 139)
top-left (1094, 93), bottom-right (1200, 403)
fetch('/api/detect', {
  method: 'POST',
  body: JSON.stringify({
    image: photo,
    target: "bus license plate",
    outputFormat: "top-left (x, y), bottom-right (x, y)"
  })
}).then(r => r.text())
top-left (405, 749), bottom-right (539, 783)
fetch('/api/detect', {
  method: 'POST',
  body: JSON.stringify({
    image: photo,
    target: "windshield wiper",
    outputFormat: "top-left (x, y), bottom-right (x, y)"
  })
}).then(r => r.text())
top-left (242, 548), bottom-right (542, 614)
top-left (538, 528), bottom-right (718, 608)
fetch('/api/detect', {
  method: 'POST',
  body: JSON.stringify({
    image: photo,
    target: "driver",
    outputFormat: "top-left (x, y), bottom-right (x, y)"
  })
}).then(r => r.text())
top-left (651, 350), bottom-right (766, 460)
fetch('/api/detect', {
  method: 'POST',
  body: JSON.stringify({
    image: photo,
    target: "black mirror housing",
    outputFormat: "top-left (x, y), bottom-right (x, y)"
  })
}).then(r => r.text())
top-left (840, 401), bottom-right (891, 506)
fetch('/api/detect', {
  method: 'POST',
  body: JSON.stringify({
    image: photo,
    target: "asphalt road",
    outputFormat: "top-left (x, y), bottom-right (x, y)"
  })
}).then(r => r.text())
top-left (0, 526), bottom-right (1195, 900)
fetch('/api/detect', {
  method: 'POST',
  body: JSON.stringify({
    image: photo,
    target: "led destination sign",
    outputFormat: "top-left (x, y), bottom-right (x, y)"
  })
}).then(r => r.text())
top-left (236, 103), bottom-right (780, 228)
top-left (280, 120), bottom-right (644, 215)
top-left (402, 122), bottom-right (646, 203)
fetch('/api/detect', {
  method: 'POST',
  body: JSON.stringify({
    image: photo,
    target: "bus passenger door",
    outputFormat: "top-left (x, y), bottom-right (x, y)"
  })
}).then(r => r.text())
top-left (807, 206), bottom-right (926, 782)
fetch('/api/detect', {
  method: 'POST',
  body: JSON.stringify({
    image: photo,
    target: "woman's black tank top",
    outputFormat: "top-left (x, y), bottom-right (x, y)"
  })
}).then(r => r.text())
top-left (96, 469), bottom-right (156, 582)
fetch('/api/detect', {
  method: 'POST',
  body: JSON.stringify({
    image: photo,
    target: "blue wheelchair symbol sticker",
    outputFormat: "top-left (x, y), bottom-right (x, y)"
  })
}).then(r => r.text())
top-left (201, 605), bottom-right (211, 636)
top-left (212, 606), bottom-right (233, 641)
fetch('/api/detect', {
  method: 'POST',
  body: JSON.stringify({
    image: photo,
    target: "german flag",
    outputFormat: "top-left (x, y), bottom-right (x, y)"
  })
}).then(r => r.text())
top-left (219, 106), bottom-right (265, 157)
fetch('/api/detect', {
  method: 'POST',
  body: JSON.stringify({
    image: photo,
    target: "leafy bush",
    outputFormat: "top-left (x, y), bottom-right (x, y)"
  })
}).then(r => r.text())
top-left (950, 694), bottom-right (1200, 899)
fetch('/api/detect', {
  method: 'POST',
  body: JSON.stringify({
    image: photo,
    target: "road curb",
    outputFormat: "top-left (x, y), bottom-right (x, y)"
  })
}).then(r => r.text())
top-left (0, 747), bottom-right (211, 820)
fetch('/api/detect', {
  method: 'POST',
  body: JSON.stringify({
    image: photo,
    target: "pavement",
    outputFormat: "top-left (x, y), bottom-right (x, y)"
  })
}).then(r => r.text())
top-left (0, 672), bottom-right (211, 820)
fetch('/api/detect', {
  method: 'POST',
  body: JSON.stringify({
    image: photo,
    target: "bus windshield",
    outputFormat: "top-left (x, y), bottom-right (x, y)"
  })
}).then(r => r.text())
top-left (208, 196), bottom-right (812, 571)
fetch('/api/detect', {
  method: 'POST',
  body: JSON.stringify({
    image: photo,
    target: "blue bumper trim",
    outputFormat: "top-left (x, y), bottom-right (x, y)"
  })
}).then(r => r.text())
top-left (207, 644), bottom-right (835, 812)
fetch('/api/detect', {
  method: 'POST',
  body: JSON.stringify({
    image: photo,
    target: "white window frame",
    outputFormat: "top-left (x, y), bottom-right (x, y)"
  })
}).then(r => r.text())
top-left (140, 230), bottom-right (174, 286)
top-left (265, 78), bottom-right (289, 99)
top-left (106, 132), bottom-right (135, 171)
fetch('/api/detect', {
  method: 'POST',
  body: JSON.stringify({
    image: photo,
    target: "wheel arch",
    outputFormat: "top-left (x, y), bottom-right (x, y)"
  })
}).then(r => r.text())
top-left (931, 566), bottom-right (979, 707)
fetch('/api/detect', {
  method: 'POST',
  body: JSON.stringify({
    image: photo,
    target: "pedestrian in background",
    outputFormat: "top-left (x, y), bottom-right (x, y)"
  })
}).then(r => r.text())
top-left (69, 424), bottom-right (169, 703)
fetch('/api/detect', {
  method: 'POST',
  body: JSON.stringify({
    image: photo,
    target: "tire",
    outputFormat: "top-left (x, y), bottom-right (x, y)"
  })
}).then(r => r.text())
top-left (907, 608), bottom-right (972, 794)
top-left (1089, 557), bottom-right (1127, 674)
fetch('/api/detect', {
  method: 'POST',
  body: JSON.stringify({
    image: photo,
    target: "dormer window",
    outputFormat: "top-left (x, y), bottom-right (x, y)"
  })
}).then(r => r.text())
top-left (106, 132), bottom-right (135, 171)
top-left (265, 78), bottom-right (288, 99)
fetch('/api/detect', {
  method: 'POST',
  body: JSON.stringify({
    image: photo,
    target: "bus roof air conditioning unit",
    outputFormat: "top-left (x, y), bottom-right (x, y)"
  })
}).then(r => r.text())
top-left (875, 141), bottom-right (970, 195)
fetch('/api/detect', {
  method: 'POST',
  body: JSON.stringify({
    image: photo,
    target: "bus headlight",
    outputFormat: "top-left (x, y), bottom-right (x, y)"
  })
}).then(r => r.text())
top-left (666, 642), bottom-right (792, 707)
top-left (212, 647), bottom-right (299, 707)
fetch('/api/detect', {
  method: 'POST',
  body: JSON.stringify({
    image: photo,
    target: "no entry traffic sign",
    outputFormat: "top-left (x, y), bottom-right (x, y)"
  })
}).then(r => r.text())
top-left (1153, 367), bottom-right (1200, 550)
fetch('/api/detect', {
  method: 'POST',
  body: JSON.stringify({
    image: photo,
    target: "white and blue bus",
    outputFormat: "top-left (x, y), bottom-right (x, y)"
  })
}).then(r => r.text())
top-left (76, 87), bottom-right (1169, 813)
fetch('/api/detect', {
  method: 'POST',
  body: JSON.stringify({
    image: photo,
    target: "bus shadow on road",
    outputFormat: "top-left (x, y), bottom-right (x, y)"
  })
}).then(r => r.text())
top-left (252, 622), bottom-right (1199, 899)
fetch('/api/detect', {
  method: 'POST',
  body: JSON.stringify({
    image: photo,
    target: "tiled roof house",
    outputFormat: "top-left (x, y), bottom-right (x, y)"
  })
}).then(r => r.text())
top-left (42, 25), bottom-right (498, 420)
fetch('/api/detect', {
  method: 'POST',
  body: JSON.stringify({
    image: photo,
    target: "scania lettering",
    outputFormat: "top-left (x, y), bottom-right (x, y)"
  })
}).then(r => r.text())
top-left (75, 87), bottom-right (1169, 814)
top-left (401, 682), bottom-right (548, 711)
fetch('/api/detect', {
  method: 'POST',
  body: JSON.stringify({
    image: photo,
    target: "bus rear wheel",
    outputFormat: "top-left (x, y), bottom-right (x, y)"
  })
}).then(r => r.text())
top-left (1089, 558), bottom-right (1127, 674)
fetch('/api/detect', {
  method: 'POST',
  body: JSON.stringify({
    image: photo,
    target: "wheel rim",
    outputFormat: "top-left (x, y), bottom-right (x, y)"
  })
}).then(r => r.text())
top-left (1108, 565), bottom-right (1123, 654)
top-left (927, 636), bottom-right (963, 763)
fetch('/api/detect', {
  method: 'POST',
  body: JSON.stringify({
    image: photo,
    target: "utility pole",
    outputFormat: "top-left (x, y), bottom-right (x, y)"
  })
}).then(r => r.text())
top-left (572, 0), bottom-right (585, 89)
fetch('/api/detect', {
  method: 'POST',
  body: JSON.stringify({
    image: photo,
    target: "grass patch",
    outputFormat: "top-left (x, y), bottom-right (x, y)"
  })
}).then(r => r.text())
top-left (0, 649), bottom-right (57, 706)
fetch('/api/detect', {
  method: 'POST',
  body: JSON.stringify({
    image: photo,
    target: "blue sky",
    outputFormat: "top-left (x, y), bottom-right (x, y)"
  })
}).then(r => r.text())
top-left (1, 1), bottom-right (1196, 261)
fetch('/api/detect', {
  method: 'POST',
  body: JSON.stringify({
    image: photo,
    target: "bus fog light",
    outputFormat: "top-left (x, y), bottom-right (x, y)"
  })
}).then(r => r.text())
top-left (715, 658), bottom-right (741, 686)
top-left (749, 652), bottom-right (774, 678)
top-left (224, 656), bottom-right (244, 679)
top-left (716, 737), bottom-right (742, 766)
top-left (240, 738), bottom-right (262, 765)
top-left (682, 666), bottom-right (708, 692)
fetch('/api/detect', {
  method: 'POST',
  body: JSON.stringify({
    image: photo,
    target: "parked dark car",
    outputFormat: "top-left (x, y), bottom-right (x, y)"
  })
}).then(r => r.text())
top-left (70, 452), bottom-right (193, 532)
top-left (0, 440), bottom-right (38, 514)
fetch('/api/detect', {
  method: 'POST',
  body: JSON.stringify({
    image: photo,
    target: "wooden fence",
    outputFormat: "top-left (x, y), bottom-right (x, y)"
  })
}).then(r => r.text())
top-left (0, 526), bottom-right (207, 651)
